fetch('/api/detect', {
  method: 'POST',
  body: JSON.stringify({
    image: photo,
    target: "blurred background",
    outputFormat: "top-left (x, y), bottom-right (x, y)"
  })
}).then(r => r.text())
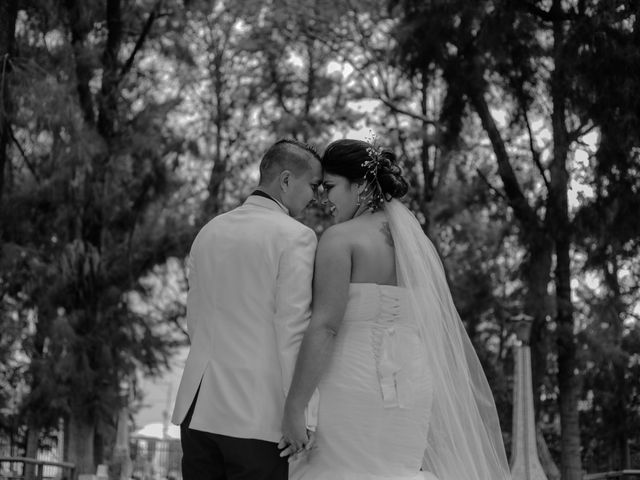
top-left (0, 1), bottom-right (638, 480)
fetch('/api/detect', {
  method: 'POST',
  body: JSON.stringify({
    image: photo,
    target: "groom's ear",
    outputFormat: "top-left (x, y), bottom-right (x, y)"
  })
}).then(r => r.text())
top-left (279, 170), bottom-right (292, 192)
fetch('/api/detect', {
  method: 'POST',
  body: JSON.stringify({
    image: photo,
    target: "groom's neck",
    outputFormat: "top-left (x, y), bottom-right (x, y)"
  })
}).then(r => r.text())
top-left (256, 184), bottom-right (283, 204)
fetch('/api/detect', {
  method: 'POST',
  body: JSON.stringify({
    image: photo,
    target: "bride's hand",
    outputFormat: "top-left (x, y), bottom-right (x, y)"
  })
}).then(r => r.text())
top-left (281, 430), bottom-right (315, 462)
top-left (278, 430), bottom-right (315, 461)
top-left (279, 404), bottom-right (309, 457)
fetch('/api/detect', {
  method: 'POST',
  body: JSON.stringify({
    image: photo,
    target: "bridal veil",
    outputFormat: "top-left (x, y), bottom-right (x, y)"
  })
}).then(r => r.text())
top-left (385, 199), bottom-right (512, 480)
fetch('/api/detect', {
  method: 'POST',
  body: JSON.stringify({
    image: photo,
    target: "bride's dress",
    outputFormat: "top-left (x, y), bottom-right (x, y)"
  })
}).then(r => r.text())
top-left (291, 283), bottom-right (438, 480)
top-left (290, 200), bottom-right (511, 480)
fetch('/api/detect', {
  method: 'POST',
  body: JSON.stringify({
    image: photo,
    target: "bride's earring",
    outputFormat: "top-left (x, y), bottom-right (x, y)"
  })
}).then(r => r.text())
top-left (354, 184), bottom-right (362, 208)
top-left (357, 183), bottom-right (369, 209)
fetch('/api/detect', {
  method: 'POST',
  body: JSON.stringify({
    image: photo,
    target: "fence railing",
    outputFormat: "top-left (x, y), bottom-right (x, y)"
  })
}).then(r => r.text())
top-left (130, 437), bottom-right (181, 480)
top-left (2, 453), bottom-right (638, 480)
top-left (584, 470), bottom-right (640, 480)
top-left (0, 457), bottom-right (75, 480)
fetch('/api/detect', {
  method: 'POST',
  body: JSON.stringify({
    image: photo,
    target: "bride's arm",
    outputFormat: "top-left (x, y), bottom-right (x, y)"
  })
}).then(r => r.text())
top-left (281, 226), bottom-right (352, 453)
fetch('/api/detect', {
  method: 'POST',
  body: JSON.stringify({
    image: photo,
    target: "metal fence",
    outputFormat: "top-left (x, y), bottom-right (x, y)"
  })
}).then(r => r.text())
top-left (0, 436), bottom-right (182, 480)
top-left (0, 441), bottom-right (71, 480)
top-left (0, 457), bottom-right (75, 480)
top-left (129, 437), bottom-right (181, 480)
top-left (583, 471), bottom-right (640, 480)
top-left (3, 435), bottom-right (638, 480)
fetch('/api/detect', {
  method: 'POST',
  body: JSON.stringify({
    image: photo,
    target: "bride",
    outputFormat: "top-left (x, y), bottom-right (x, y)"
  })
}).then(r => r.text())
top-left (280, 138), bottom-right (512, 480)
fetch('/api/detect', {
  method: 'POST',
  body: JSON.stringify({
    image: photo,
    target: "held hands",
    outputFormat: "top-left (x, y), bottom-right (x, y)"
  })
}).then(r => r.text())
top-left (279, 404), bottom-right (315, 461)
top-left (278, 430), bottom-right (316, 462)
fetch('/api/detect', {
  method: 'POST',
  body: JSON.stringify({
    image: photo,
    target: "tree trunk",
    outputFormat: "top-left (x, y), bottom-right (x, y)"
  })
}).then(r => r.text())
top-left (203, 158), bottom-right (227, 218)
top-left (538, 424), bottom-right (561, 480)
top-left (202, 55), bottom-right (227, 219)
top-left (466, 63), bottom-right (566, 478)
top-left (0, 0), bottom-right (19, 203)
top-left (523, 234), bottom-right (553, 409)
top-left (550, 2), bottom-right (582, 478)
top-left (525, 237), bottom-right (560, 480)
top-left (554, 243), bottom-right (581, 480)
top-left (24, 423), bottom-right (40, 480)
top-left (604, 255), bottom-right (630, 469)
top-left (97, 0), bottom-right (122, 141)
top-left (67, 414), bottom-right (96, 476)
top-left (64, 0), bottom-right (96, 125)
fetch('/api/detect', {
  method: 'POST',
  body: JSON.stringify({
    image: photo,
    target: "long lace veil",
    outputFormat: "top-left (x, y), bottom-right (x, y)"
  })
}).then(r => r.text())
top-left (385, 199), bottom-right (512, 480)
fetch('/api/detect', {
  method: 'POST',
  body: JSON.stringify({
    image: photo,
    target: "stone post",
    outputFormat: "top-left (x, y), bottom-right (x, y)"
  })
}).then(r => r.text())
top-left (510, 314), bottom-right (548, 480)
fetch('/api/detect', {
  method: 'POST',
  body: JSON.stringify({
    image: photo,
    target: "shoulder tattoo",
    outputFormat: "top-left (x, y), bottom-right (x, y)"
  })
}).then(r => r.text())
top-left (380, 222), bottom-right (394, 247)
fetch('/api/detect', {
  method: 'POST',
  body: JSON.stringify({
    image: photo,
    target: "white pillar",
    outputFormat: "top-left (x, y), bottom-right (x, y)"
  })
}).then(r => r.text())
top-left (510, 316), bottom-right (548, 480)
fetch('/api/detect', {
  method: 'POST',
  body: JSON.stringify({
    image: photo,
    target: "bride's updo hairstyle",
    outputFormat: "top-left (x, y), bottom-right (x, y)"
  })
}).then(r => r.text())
top-left (321, 139), bottom-right (408, 211)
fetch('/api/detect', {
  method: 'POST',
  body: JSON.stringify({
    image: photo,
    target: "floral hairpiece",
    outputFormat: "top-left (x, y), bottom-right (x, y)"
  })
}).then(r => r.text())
top-left (361, 132), bottom-right (386, 212)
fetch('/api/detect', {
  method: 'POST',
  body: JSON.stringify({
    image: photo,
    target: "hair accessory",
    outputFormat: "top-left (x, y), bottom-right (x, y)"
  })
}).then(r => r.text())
top-left (362, 132), bottom-right (387, 212)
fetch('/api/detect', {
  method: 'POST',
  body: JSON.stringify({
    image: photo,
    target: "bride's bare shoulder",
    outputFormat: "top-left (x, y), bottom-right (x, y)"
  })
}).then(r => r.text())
top-left (313, 224), bottom-right (355, 266)
top-left (319, 222), bottom-right (351, 243)
top-left (322, 214), bottom-right (388, 243)
top-left (320, 217), bottom-right (370, 238)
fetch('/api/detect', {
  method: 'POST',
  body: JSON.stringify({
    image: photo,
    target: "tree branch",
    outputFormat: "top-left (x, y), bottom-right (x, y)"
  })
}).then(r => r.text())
top-left (118, 1), bottom-right (161, 83)
top-left (10, 126), bottom-right (39, 182)
top-left (64, 0), bottom-right (95, 125)
top-left (568, 121), bottom-right (597, 144)
top-left (520, 1), bottom-right (576, 22)
top-left (378, 97), bottom-right (438, 126)
top-left (520, 100), bottom-right (551, 192)
top-left (97, 0), bottom-right (123, 140)
top-left (476, 168), bottom-right (507, 202)
top-left (266, 51), bottom-right (291, 115)
top-left (467, 79), bottom-right (540, 229)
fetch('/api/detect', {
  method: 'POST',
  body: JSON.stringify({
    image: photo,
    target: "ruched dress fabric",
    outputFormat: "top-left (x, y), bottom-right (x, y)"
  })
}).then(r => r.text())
top-left (290, 283), bottom-right (438, 480)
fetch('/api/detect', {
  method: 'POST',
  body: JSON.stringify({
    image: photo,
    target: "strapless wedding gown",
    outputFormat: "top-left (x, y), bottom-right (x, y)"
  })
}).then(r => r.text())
top-left (290, 283), bottom-right (438, 480)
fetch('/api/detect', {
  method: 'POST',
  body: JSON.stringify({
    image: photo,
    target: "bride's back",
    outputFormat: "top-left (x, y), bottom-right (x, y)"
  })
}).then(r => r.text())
top-left (337, 210), bottom-right (397, 286)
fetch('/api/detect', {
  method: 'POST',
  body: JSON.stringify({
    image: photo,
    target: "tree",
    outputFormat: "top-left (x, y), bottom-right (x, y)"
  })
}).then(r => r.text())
top-left (1, 0), bottom-right (192, 473)
top-left (0, 0), bottom-right (19, 204)
top-left (0, 0), bottom-right (20, 437)
top-left (392, 0), bottom-right (640, 477)
top-left (390, 0), bottom-right (631, 477)
top-left (570, 2), bottom-right (640, 468)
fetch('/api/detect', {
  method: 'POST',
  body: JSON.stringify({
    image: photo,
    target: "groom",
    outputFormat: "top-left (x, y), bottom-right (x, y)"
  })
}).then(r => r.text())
top-left (172, 138), bottom-right (322, 480)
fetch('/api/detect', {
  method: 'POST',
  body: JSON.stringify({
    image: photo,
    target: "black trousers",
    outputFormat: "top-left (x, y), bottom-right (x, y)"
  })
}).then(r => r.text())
top-left (180, 393), bottom-right (288, 480)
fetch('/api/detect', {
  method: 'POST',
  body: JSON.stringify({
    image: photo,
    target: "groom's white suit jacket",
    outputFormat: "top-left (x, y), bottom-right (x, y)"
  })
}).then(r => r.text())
top-left (171, 194), bottom-right (317, 442)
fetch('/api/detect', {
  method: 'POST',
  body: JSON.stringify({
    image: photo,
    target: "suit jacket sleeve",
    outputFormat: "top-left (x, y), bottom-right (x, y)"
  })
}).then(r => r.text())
top-left (274, 227), bottom-right (317, 396)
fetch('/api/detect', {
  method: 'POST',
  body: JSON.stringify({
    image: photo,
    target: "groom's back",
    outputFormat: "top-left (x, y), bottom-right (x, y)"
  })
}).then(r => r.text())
top-left (171, 196), bottom-right (317, 442)
top-left (187, 204), bottom-right (300, 337)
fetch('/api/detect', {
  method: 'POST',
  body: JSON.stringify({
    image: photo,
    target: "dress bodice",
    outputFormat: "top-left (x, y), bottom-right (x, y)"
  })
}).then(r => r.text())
top-left (343, 283), bottom-right (413, 329)
top-left (338, 283), bottom-right (425, 411)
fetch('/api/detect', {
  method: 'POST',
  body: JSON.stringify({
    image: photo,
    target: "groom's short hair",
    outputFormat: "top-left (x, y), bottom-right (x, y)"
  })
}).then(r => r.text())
top-left (259, 138), bottom-right (320, 185)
